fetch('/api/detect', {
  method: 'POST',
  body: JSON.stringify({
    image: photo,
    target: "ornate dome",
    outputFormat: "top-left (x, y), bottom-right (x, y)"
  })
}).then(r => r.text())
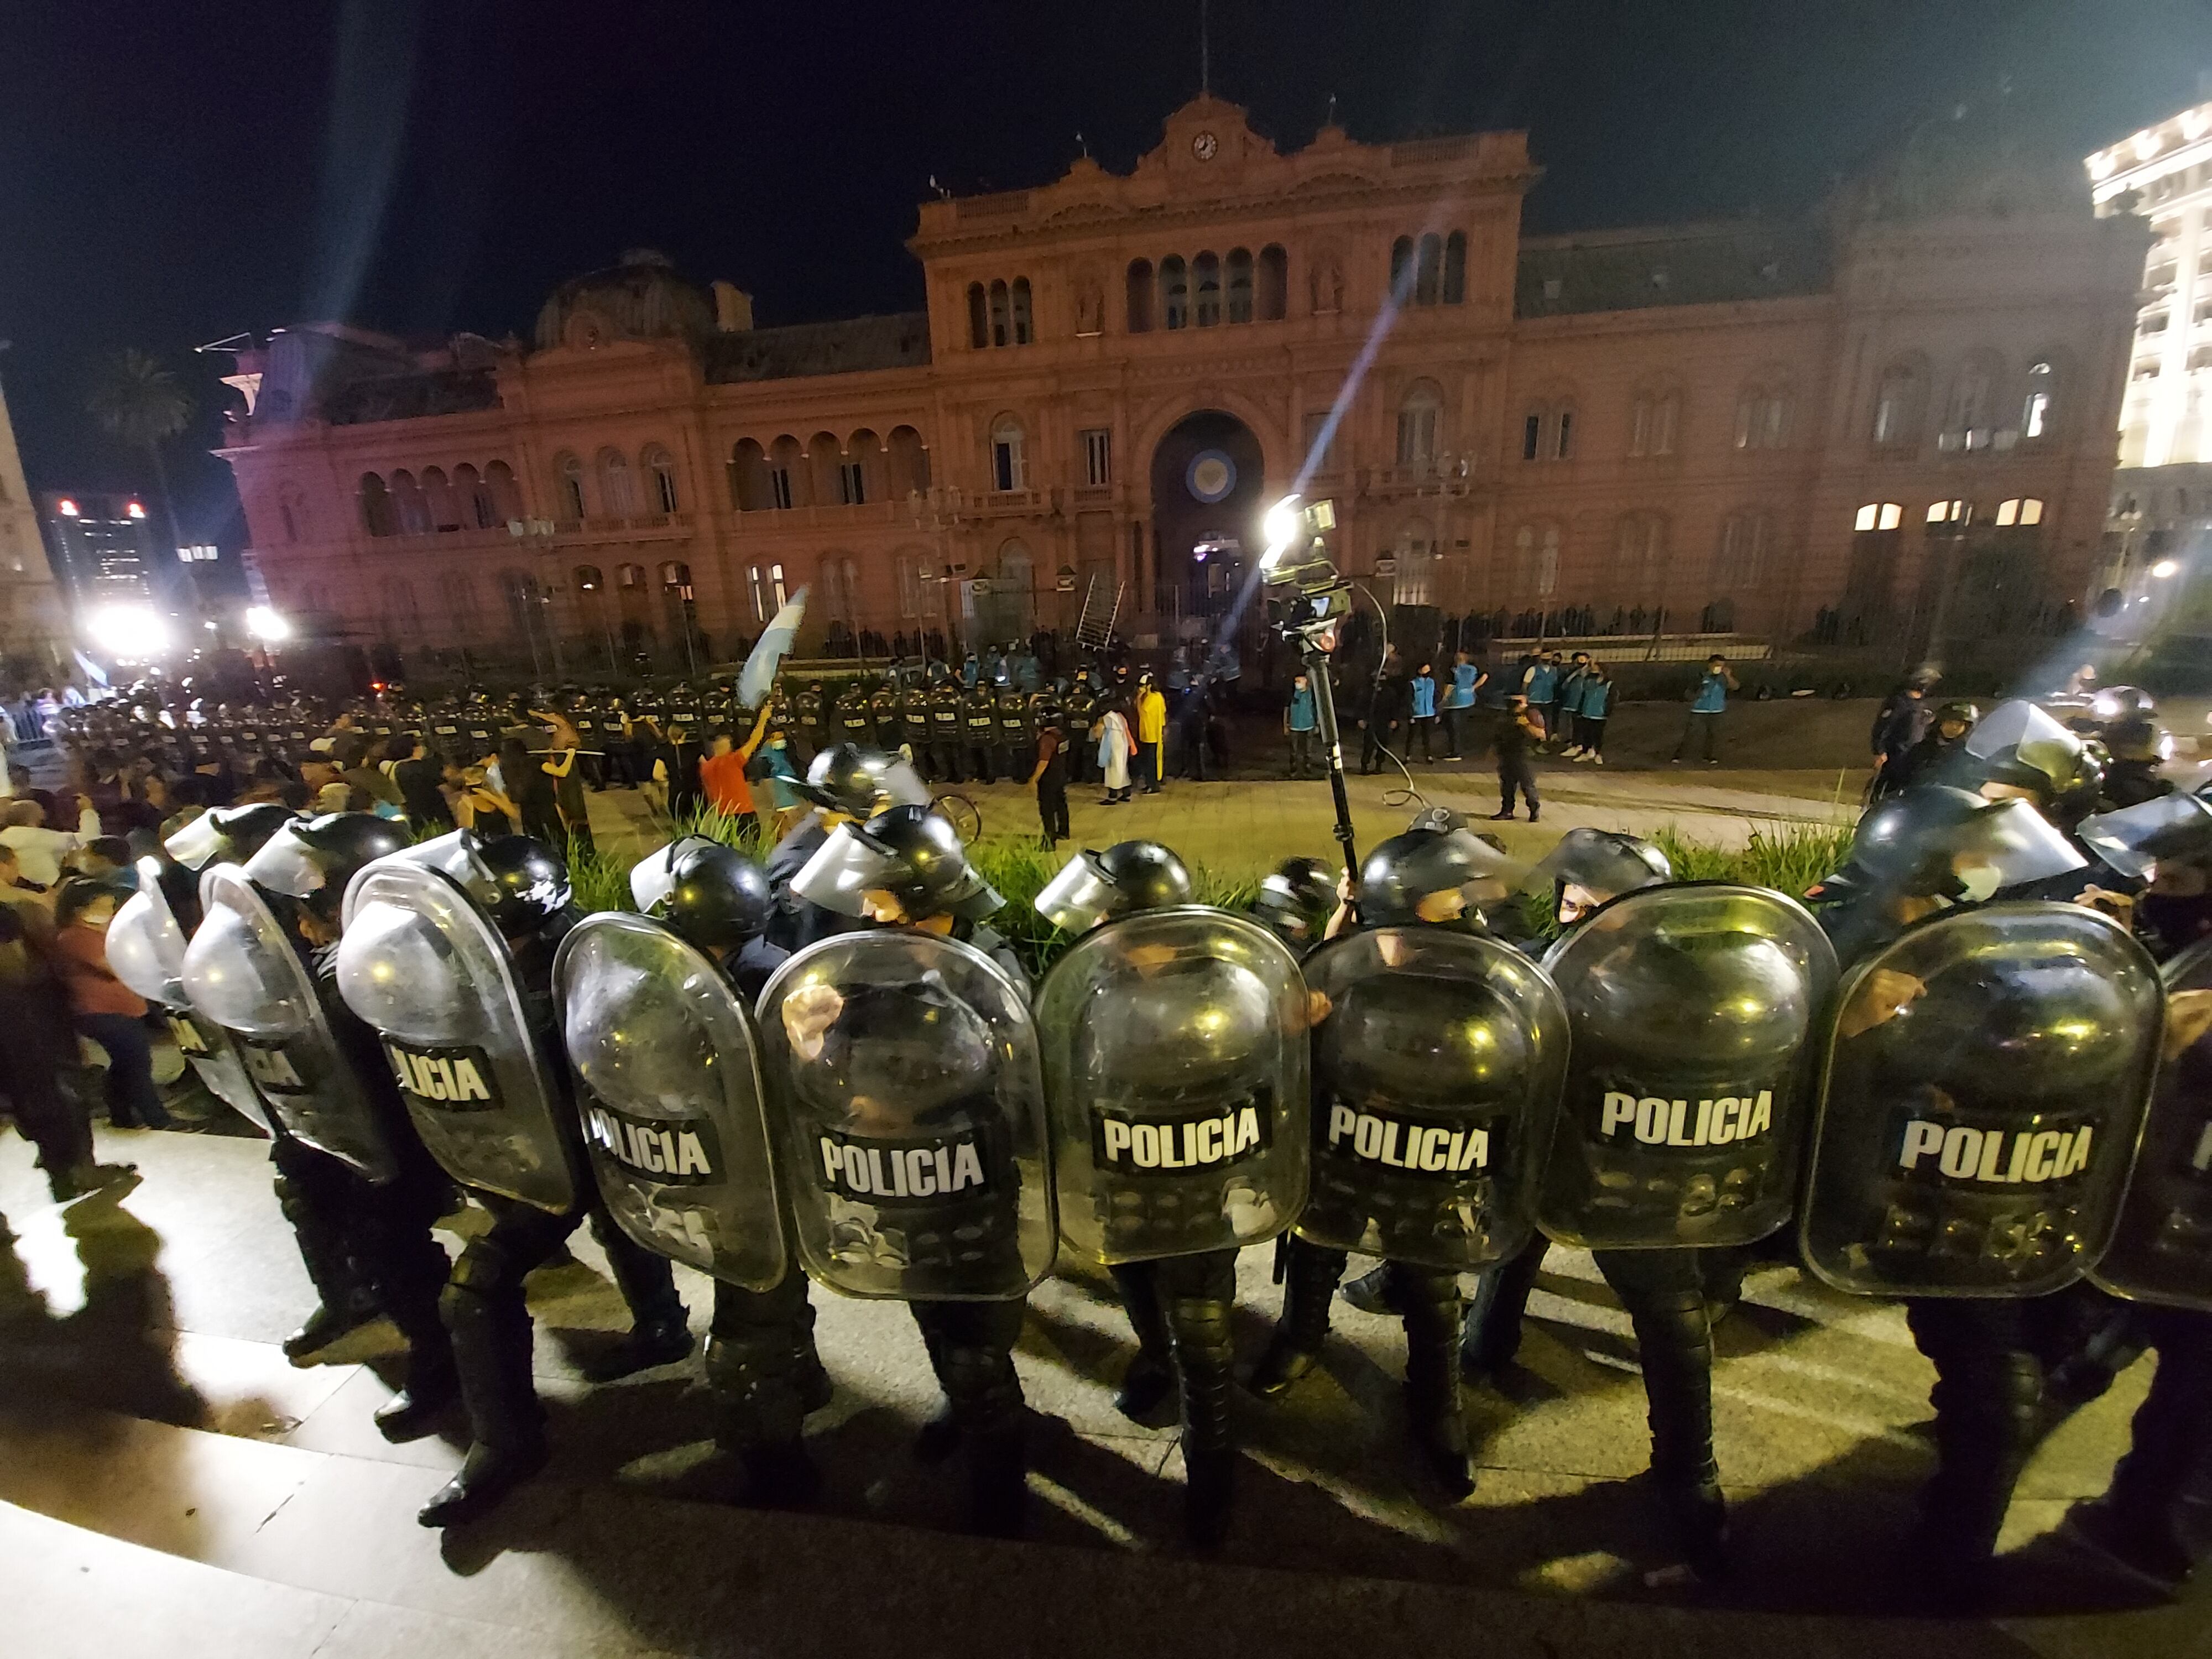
top-left (1845, 102), bottom-right (2091, 225)
top-left (532, 249), bottom-right (716, 352)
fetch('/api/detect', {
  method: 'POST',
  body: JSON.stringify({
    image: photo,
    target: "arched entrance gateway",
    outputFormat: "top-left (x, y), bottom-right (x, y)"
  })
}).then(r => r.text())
top-left (1149, 409), bottom-right (1265, 648)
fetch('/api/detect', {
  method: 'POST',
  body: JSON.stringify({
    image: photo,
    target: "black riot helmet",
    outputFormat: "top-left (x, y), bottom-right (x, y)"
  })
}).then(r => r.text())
top-left (1931, 699), bottom-right (1980, 737)
top-left (1359, 827), bottom-right (1517, 928)
top-left (793, 742), bottom-right (929, 817)
top-left (1811, 784), bottom-right (2085, 906)
top-left (791, 804), bottom-right (1003, 924)
top-left (244, 812), bottom-right (411, 921)
top-left (2090, 685), bottom-right (2158, 728)
top-left (453, 830), bottom-right (573, 934)
top-left (1035, 839), bottom-right (1192, 932)
top-left (163, 801), bottom-right (296, 872)
top-left (1955, 698), bottom-right (2106, 821)
top-left (660, 839), bottom-right (773, 952)
top-left (1253, 855), bottom-right (1339, 946)
top-left (1524, 827), bottom-right (1672, 926)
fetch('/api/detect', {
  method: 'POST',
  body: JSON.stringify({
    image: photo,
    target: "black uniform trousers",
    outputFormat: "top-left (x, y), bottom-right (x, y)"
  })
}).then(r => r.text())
top-left (1111, 1250), bottom-right (1240, 1520)
top-left (1270, 1234), bottom-right (1463, 1414)
top-left (270, 1125), bottom-right (453, 1363)
top-left (442, 1189), bottom-right (686, 1455)
top-left (707, 1261), bottom-right (828, 1451)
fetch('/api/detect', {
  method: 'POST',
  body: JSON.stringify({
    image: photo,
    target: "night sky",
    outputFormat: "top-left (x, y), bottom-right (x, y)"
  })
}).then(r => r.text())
top-left (2, 0), bottom-right (2206, 556)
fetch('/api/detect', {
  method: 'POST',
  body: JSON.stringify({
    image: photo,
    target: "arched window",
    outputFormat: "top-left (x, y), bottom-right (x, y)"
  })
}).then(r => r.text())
top-left (1994, 497), bottom-right (2046, 527)
top-left (818, 552), bottom-right (859, 622)
top-left (1734, 382), bottom-right (1791, 450)
top-left (661, 560), bottom-right (695, 592)
top-left (1225, 248), bottom-right (1253, 323)
top-left (1522, 398), bottom-right (1577, 462)
top-left (485, 460), bottom-right (522, 522)
top-left (598, 448), bottom-right (636, 518)
top-left (1126, 259), bottom-right (1155, 332)
top-left (1193, 252), bottom-right (1222, 326)
top-left (768, 436), bottom-right (806, 508)
top-left (895, 547), bottom-right (940, 619)
top-left (498, 568), bottom-right (539, 643)
top-left (641, 445), bottom-right (679, 515)
top-left (440, 572), bottom-right (479, 635)
top-left (888, 426), bottom-right (930, 495)
top-left (807, 432), bottom-right (843, 504)
top-left (453, 464), bottom-right (493, 529)
top-left (2022, 358), bottom-right (2057, 439)
top-left (1512, 523), bottom-right (1562, 599)
top-left (1629, 389), bottom-right (1681, 458)
top-left (1853, 502), bottom-right (1905, 531)
top-left (990, 415), bottom-right (1026, 492)
top-left (1871, 359), bottom-right (1927, 450)
top-left (1396, 379), bottom-right (1444, 469)
top-left (729, 439), bottom-right (771, 512)
top-left (421, 467), bottom-right (458, 530)
top-left (967, 283), bottom-right (988, 350)
top-left (1415, 234), bottom-right (1443, 306)
top-left (1391, 520), bottom-right (1436, 606)
top-left (1942, 353), bottom-right (2000, 451)
top-left (1160, 256), bottom-right (1189, 330)
top-left (278, 483), bottom-right (309, 544)
top-left (573, 564), bottom-right (606, 593)
top-left (555, 453), bottom-right (585, 521)
top-left (1010, 278), bottom-right (1033, 345)
top-left (386, 470), bottom-right (426, 535)
top-left (1714, 511), bottom-right (1773, 589)
top-left (380, 577), bottom-right (421, 640)
top-left (842, 429), bottom-right (880, 506)
top-left (1442, 232), bottom-right (1467, 305)
top-left (1257, 244), bottom-right (1287, 321)
top-left (617, 562), bottom-right (645, 592)
top-left (1615, 513), bottom-right (1668, 601)
top-left (997, 539), bottom-right (1036, 633)
top-left (1389, 236), bottom-right (1414, 300)
top-left (988, 280), bottom-right (1010, 348)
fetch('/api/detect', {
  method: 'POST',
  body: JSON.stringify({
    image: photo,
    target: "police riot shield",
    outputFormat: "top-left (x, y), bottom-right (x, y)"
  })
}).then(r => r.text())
top-left (1036, 908), bottom-right (1309, 1266)
top-left (755, 929), bottom-right (1053, 1300)
top-left (553, 912), bottom-right (786, 1290)
top-left (336, 839), bottom-right (580, 1214)
top-left (1801, 902), bottom-right (2161, 1298)
top-left (107, 870), bottom-right (272, 1136)
top-left (180, 867), bottom-right (394, 1177)
top-left (1297, 928), bottom-right (1569, 1270)
top-left (1537, 884), bottom-right (1837, 1250)
top-left (2090, 939), bottom-right (2212, 1310)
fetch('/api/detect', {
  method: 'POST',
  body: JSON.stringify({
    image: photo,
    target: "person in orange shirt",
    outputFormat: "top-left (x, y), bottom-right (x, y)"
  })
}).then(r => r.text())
top-left (697, 704), bottom-right (775, 837)
top-left (50, 876), bottom-right (173, 1130)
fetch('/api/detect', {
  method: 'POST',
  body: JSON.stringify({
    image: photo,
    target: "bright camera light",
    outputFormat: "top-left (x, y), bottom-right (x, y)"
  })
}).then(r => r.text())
top-left (2151, 559), bottom-right (2179, 579)
top-left (1261, 496), bottom-right (1304, 567)
top-left (244, 605), bottom-right (291, 643)
top-left (86, 605), bottom-right (169, 660)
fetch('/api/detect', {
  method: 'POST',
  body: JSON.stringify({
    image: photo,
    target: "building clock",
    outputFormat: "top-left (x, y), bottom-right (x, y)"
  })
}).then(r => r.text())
top-left (1192, 131), bottom-right (1218, 161)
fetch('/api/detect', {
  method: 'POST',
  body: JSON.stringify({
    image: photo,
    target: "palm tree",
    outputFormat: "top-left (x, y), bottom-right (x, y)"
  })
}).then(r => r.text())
top-left (86, 348), bottom-right (194, 552)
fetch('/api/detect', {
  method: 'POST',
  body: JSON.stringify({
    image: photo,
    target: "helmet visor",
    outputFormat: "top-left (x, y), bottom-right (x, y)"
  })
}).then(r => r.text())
top-left (163, 811), bottom-right (224, 872)
top-left (1958, 796), bottom-right (2090, 892)
top-left (629, 836), bottom-right (717, 914)
top-left (1524, 827), bottom-right (1671, 905)
top-left (2074, 791), bottom-right (2212, 883)
top-left (789, 822), bottom-right (901, 918)
top-left (242, 828), bottom-right (327, 900)
top-left (1966, 700), bottom-right (2087, 787)
top-left (1035, 851), bottom-right (1119, 932)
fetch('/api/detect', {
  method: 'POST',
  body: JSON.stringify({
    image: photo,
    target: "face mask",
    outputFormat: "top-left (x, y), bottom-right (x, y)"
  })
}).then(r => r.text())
top-left (1954, 862), bottom-right (2002, 904)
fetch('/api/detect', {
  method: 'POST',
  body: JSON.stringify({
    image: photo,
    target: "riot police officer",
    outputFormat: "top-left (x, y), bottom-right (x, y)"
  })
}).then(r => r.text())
top-left (868, 676), bottom-right (901, 753)
top-left (1063, 671), bottom-right (1098, 788)
top-left (236, 813), bottom-right (462, 1440)
top-left (1801, 786), bottom-right (2159, 1604)
top-left (926, 670), bottom-right (965, 783)
top-left (1252, 826), bottom-right (1563, 1497)
top-left (963, 681), bottom-right (1000, 784)
top-left (834, 679), bottom-right (875, 753)
top-left (763, 743), bottom-right (931, 954)
top-left (996, 681), bottom-right (1033, 783)
top-left (1032, 840), bottom-right (1308, 1544)
top-left (789, 680), bottom-right (823, 766)
top-left (335, 832), bottom-right (695, 1526)
top-left (1249, 857), bottom-right (1340, 951)
top-left (898, 676), bottom-right (932, 775)
top-left (780, 805), bottom-right (1048, 1533)
top-left (560, 838), bottom-right (825, 1503)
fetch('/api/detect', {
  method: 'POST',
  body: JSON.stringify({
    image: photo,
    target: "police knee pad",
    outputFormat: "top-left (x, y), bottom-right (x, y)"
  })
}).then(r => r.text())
top-left (1168, 1298), bottom-right (1236, 1375)
top-left (1388, 1265), bottom-right (1462, 1335)
top-left (446, 1235), bottom-right (519, 1301)
top-left (938, 1343), bottom-right (1022, 1425)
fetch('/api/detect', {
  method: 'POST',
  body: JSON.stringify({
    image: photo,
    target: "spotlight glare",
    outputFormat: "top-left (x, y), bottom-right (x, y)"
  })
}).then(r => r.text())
top-left (85, 605), bottom-right (169, 660)
top-left (2150, 559), bottom-right (2179, 579)
top-left (244, 605), bottom-right (291, 643)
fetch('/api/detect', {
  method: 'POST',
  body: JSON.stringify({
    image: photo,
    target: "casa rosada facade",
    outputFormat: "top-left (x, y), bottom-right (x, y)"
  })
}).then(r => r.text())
top-left (213, 97), bottom-right (2148, 673)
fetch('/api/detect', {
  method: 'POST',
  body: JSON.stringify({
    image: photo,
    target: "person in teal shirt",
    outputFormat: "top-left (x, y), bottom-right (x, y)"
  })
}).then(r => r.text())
top-left (1443, 651), bottom-right (1483, 758)
top-left (1671, 655), bottom-right (1738, 765)
top-left (1283, 672), bottom-right (1319, 778)
top-left (1407, 661), bottom-right (1440, 761)
top-left (1566, 662), bottom-right (1613, 764)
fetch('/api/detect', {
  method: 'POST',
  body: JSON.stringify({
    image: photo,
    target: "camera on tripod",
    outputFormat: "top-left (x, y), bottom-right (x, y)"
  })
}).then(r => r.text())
top-left (1260, 495), bottom-right (1348, 639)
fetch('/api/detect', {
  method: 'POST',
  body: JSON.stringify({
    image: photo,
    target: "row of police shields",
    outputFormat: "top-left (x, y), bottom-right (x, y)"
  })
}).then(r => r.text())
top-left (107, 828), bottom-right (2211, 1322)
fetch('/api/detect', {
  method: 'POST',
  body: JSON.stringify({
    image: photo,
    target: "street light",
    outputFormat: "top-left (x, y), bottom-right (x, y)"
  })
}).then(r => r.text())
top-left (2151, 558), bottom-right (2179, 579)
top-left (244, 604), bottom-right (291, 643)
top-left (85, 604), bottom-right (169, 662)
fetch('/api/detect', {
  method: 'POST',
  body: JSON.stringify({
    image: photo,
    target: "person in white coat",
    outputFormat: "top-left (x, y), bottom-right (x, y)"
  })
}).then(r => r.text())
top-left (1096, 698), bottom-right (1133, 806)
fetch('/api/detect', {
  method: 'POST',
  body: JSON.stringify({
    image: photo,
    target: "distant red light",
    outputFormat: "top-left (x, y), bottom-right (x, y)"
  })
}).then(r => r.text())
top-left (57, 498), bottom-right (79, 517)
top-left (125, 501), bottom-right (147, 519)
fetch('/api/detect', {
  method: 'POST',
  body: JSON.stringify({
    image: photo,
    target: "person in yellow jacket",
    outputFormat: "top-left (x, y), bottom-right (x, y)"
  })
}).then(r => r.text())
top-left (1135, 675), bottom-right (1167, 795)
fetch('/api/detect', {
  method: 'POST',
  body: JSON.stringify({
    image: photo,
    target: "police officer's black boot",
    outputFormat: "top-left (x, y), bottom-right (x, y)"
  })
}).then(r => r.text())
top-left (1909, 1348), bottom-right (2043, 1607)
top-left (706, 1280), bottom-right (831, 1507)
top-left (1250, 1239), bottom-right (1345, 1397)
top-left (275, 1171), bottom-right (379, 1363)
top-left (1396, 1265), bottom-right (1474, 1500)
top-left (585, 1211), bottom-right (695, 1380)
top-left (1165, 1259), bottom-right (1238, 1549)
top-left (1461, 1234), bottom-right (1548, 1383)
top-left (1610, 1261), bottom-right (1728, 1582)
top-left (419, 1266), bottom-right (547, 1527)
top-left (362, 1197), bottom-right (461, 1442)
top-left (1107, 1262), bottom-right (1174, 1420)
top-left (940, 1305), bottom-right (1029, 1539)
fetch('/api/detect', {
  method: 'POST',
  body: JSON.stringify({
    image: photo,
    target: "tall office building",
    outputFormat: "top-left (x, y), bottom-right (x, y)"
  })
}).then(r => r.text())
top-left (39, 491), bottom-right (160, 613)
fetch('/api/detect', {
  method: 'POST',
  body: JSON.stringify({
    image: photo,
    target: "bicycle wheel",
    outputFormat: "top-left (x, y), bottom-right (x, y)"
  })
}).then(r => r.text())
top-left (933, 790), bottom-right (983, 844)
